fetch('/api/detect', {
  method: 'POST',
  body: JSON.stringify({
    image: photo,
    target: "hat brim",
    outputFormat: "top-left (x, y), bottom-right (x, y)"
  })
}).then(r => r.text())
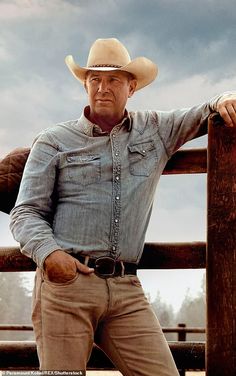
top-left (65, 55), bottom-right (158, 91)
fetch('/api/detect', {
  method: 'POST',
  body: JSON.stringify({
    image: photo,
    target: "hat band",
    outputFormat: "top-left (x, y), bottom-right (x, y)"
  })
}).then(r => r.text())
top-left (88, 64), bottom-right (123, 68)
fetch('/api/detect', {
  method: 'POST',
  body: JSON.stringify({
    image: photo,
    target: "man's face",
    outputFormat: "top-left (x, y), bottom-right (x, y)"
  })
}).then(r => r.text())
top-left (84, 70), bottom-right (137, 123)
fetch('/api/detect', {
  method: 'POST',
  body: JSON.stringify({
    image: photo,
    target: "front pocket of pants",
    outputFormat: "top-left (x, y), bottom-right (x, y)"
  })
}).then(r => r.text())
top-left (62, 154), bottom-right (101, 185)
top-left (42, 272), bottom-right (84, 302)
top-left (43, 271), bottom-right (80, 287)
top-left (128, 140), bottom-right (157, 176)
top-left (129, 275), bottom-right (142, 287)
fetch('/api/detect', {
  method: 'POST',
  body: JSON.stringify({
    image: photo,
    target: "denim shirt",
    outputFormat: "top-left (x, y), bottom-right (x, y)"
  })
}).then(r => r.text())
top-left (10, 98), bottom-right (220, 268)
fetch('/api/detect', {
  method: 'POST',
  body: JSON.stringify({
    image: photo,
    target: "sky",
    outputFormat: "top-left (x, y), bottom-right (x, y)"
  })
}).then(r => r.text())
top-left (0, 0), bottom-right (236, 312)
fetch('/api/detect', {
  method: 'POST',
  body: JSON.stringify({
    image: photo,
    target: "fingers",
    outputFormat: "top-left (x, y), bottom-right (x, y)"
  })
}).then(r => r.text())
top-left (217, 97), bottom-right (236, 127)
top-left (227, 103), bottom-right (236, 126)
top-left (75, 259), bottom-right (94, 274)
top-left (44, 250), bottom-right (94, 278)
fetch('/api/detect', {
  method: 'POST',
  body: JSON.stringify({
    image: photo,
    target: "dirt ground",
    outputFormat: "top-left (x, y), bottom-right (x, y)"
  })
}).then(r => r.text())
top-left (87, 372), bottom-right (205, 375)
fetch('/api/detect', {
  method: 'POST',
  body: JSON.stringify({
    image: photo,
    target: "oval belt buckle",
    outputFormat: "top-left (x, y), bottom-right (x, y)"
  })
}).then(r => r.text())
top-left (95, 256), bottom-right (116, 278)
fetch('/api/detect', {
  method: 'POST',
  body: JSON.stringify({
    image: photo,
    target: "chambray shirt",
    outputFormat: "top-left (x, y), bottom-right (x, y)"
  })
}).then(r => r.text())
top-left (10, 98), bottom-right (220, 268)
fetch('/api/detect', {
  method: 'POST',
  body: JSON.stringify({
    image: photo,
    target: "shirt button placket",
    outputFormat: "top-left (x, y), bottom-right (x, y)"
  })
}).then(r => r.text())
top-left (110, 129), bottom-right (121, 258)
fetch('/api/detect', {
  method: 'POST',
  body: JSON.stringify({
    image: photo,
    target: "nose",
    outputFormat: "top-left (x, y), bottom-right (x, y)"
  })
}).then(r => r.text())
top-left (98, 78), bottom-right (110, 93)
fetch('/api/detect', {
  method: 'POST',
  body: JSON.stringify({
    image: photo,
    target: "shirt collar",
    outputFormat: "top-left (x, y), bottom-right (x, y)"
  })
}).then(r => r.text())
top-left (77, 106), bottom-right (132, 136)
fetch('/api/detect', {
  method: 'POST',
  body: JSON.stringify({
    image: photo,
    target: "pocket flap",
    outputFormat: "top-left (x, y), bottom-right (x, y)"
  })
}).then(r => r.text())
top-left (128, 140), bottom-right (155, 156)
top-left (66, 154), bottom-right (99, 163)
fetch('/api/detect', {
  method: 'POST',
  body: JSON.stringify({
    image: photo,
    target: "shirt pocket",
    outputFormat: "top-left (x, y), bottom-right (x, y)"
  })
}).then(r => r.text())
top-left (60, 153), bottom-right (101, 186)
top-left (128, 140), bottom-right (157, 177)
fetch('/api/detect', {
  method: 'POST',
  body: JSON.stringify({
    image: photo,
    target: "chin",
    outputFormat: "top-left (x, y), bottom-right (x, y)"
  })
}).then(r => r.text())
top-left (95, 106), bottom-right (113, 115)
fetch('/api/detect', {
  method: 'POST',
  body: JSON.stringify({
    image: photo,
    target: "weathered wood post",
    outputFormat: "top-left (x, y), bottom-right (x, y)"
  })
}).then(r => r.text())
top-left (207, 114), bottom-right (236, 375)
top-left (178, 323), bottom-right (187, 376)
top-left (178, 323), bottom-right (187, 342)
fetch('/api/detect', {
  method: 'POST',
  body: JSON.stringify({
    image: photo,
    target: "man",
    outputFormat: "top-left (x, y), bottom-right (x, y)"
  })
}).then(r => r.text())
top-left (10, 38), bottom-right (236, 375)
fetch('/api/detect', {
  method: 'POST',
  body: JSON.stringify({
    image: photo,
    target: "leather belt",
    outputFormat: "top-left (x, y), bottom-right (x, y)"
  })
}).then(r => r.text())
top-left (72, 254), bottom-right (137, 278)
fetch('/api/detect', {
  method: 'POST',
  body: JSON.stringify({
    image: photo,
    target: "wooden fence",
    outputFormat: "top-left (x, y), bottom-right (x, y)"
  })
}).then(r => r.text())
top-left (0, 323), bottom-right (205, 375)
top-left (0, 113), bottom-right (235, 375)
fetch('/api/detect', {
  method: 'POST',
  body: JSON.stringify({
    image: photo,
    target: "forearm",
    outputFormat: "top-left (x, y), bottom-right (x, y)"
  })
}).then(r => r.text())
top-left (156, 101), bottom-right (210, 157)
top-left (157, 92), bottom-right (235, 157)
top-left (10, 204), bottom-right (60, 268)
top-left (10, 132), bottom-right (59, 268)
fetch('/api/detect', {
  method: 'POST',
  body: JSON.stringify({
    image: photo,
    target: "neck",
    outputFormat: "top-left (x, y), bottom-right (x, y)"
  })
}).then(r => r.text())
top-left (90, 115), bottom-right (120, 132)
top-left (86, 108), bottom-right (126, 132)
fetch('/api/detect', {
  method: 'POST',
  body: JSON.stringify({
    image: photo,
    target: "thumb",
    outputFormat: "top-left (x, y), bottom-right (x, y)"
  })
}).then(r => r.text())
top-left (75, 259), bottom-right (94, 274)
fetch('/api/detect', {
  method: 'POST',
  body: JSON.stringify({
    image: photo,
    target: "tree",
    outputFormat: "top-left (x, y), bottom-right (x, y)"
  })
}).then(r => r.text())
top-left (176, 274), bottom-right (206, 341)
top-left (0, 272), bottom-right (34, 340)
top-left (151, 291), bottom-right (176, 340)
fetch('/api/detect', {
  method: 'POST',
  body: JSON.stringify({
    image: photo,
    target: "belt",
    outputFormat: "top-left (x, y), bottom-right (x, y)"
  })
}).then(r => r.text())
top-left (72, 254), bottom-right (137, 278)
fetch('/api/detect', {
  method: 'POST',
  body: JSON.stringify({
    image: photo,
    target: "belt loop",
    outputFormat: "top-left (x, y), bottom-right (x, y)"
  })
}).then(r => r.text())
top-left (84, 255), bottom-right (90, 266)
top-left (120, 261), bottom-right (125, 277)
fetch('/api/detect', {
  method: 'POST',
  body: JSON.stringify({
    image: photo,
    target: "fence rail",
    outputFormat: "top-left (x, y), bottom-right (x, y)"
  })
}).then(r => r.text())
top-left (164, 147), bottom-right (207, 174)
top-left (0, 241), bottom-right (206, 271)
top-left (0, 113), bottom-right (235, 375)
top-left (0, 341), bottom-right (205, 371)
top-left (0, 324), bottom-right (205, 337)
top-left (0, 324), bottom-right (205, 374)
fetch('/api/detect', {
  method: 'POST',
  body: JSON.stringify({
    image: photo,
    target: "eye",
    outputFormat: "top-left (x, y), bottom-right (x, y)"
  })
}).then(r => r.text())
top-left (110, 77), bottom-right (120, 83)
top-left (89, 77), bottom-right (99, 82)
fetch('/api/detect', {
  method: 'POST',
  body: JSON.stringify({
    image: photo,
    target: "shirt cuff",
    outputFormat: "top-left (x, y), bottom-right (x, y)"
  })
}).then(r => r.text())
top-left (209, 91), bottom-right (236, 112)
top-left (23, 239), bottom-right (61, 269)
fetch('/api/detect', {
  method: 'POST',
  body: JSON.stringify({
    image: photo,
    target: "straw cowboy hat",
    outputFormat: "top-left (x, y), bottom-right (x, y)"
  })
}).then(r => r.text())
top-left (65, 38), bottom-right (158, 91)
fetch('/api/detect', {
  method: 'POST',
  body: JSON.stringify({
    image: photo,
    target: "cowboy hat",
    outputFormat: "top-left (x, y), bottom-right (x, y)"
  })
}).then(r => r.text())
top-left (65, 38), bottom-right (158, 91)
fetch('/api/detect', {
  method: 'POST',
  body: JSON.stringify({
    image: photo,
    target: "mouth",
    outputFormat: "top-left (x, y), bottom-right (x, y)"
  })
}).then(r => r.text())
top-left (96, 98), bottom-right (113, 103)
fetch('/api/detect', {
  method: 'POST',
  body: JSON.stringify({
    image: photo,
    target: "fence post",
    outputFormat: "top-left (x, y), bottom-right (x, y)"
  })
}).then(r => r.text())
top-left (178, 323), bottom-right (186, 342)
top-left (207, 114), bottom-right (236, 376)
top-left (178, 324), bottom-right (186, 376)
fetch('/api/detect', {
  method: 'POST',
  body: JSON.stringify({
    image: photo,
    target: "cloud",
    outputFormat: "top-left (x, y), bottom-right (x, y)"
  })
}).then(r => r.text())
top-left (0, 73), bottom-right (87, 156)
top-left (153, 73), bottom-right (236, 109)
top-left (146, 174), bottom-right (207, 242)
top-left (0, 0), bottom-right (80, 21)
top-left (0, 0), bottom-right (44, 20)
top-left (1, 0), bottom-right (235, 85)
top-left (0, 36), bottom-right (12, 62)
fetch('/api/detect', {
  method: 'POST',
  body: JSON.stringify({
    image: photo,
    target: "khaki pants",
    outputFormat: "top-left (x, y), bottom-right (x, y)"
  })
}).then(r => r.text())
top-left (32, 268), bottom-right (179, 376)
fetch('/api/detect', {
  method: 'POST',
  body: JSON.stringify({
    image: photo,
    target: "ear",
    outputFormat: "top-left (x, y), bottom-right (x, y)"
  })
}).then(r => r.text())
top-left (128, 79), bottom-right (137, 98)
top-left (84, 81), bottom-right (88, 93)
